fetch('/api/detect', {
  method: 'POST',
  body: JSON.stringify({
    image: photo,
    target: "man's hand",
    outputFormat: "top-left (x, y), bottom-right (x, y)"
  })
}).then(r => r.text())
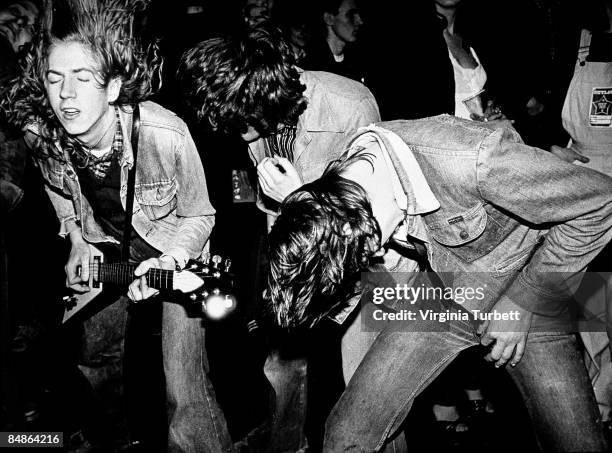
top-left (65, 229), bottom-right (91, 292)
top-left (550, 145), bottom-right (590, 164)
top-left (128, 255), bottom-right (176, 302)
top-left (479, 296), bottom-right (533, 368)
top-left (257, 157), bottom-right (302, 202)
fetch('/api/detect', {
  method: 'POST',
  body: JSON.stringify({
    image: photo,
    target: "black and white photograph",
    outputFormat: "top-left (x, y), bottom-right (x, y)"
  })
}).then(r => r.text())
top-left (1, 0), bottom-right (611, 451)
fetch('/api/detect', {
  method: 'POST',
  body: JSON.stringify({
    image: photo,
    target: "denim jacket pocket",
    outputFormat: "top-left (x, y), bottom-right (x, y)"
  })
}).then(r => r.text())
top-left (135, 179), bottom-right (177, 220)
top-left (427, 204), bottom-right (493, 263)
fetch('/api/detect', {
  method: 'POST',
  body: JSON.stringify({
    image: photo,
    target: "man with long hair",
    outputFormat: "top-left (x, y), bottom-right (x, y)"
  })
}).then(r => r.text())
top-left (179, 24), bottom-right (380, 451)
top-left (1, 1), bottom-right (231, 451)
top-left (267, 117), bottom-right (612, 451)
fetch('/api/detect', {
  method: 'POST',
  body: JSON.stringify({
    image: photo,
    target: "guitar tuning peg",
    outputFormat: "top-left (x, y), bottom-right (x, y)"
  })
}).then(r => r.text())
top-left (211, 255), bottom-right (222, 269)
top-left (200, 253), bottom-right (211, 264)
top-left (223, 258), bottom-right (232, 272)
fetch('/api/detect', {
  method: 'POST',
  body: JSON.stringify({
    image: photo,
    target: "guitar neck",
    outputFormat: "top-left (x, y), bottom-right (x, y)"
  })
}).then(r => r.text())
top-left (95, 262), bottom-right (174, 290)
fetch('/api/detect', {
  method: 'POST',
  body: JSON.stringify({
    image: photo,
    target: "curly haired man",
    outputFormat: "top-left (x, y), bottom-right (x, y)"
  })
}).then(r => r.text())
top-left (268, 118), bottom-right (612, 452)
top-left (2, 1), bottom-right (230, 451)
top-left (179, 24), bottom-right (380, 451)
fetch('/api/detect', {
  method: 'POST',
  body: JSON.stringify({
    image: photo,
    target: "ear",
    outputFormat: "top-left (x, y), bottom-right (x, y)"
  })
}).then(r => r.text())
top-left (107, 78), bottom-right (122, 104)
top-left (323, 11), bottom-right (336, 26)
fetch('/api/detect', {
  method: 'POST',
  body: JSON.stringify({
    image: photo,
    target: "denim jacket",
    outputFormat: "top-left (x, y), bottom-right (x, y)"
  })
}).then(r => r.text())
top-left (361, 116), bottom-right (612, 316)
top-left (248, 70), bottom-right (380, 214)
top-left (30, 101), bottom-right (215, 268)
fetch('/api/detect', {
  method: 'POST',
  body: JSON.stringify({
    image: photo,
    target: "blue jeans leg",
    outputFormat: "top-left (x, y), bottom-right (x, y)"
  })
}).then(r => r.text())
top-left (508, 331), bottom-right (607, 452)
top-left (324, 316), bottom-right (477, 452)
top-left (162, 301), bottom-right (234, 453)
top-left (263, 350), bottom-right (308, 452)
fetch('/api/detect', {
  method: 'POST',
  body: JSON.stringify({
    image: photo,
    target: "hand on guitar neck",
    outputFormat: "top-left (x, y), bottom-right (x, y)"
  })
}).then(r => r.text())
top-left (128, 255), bottom-right (177, 302)
top-left (62, 237), bottom-right (236, 323)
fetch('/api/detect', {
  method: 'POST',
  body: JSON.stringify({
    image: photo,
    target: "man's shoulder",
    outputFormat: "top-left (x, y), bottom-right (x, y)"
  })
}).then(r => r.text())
top-left (137, 101), bottom-right (188, 136)
top-left (375, 115), bottom-right (508, 154)
top-left (302, 70), bottom-right (374, 105)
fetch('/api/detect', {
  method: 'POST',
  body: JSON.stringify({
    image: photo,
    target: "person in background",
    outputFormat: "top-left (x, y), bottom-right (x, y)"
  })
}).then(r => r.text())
top-left (242, 0), bottom-right (274, 28)
top-left (302, 0), bottom-right (366, 82)
top-left (271, 0), bottom-right (313, 65)
top-left (549, 0), bottom-right (612, 438)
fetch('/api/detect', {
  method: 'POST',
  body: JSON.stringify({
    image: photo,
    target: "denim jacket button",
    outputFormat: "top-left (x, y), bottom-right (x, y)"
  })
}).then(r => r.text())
top-left (459, 230), bottom-right (469, 240)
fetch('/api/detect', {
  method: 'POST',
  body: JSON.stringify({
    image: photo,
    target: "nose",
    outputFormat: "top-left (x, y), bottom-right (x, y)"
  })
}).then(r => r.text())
top-left (354, 13), bottom-right (364, 28)
top-left (59, 77), bottom-right (76, 99)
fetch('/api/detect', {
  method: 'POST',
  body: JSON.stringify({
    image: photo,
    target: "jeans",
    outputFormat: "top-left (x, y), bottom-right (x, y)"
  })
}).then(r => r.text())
top-left (80, 296), bottom-right (234, 453)
top-left (263, 350), bottom-right (308, 452)
top-left (325, 295), bottom-right (607, 452)
top-left (162, 301), bottom-right (234, 453)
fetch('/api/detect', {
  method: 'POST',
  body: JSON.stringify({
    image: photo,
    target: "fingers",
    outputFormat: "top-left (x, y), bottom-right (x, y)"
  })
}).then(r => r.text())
top-left (67, 281), bottom-right (90, 293)
top-left (134, 258), bottom-right (155, 277)
top-left (480, 332), bottom-right (493, 347)
top-left (258, 171), bottom-right (274, 196)
top-left (256, 157), bottom-right (302, 202)
top-left (273, 157), bottom-right (294, 174)
top-left (65, 245), bottom-right (90, 289)
top-left (510, 339), bottom-right (526, 367)
top-left (486, 337), bottom-right (506, 363)
top-left (257, 157), bottom-right (282, 181)
top-left (80, 253), bottom-right (90, 283)
top-left (129, 258), bottom-right (161, 301)
top-left (495, 343), bottom-right (516, 368)
top-left (477, 320), bottom-right (490, 336)
top-left (575, 154), bottom-right (590, 163)
top-left (127, 274), bottom-right (159, 302)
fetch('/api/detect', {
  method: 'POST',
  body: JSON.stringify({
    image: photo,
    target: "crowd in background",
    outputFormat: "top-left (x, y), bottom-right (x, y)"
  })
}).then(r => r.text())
top-left (1, 0), bottom-right (611, 452)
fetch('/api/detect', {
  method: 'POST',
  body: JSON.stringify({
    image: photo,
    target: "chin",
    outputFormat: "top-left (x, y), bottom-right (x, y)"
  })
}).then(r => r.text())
top-left (61, 122), bottom-right (89, 139)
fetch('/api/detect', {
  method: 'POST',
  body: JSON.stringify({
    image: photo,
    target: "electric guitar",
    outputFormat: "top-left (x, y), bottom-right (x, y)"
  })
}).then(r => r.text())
top-left (62, 245), bottom-right (236, 323)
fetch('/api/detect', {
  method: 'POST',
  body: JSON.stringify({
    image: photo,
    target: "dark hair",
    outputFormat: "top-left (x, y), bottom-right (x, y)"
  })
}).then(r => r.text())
top-left (0, 0), bottom-right (162, 161)
top-left (317, 0), bottom-right (349, 15)
top-left (267, 152), bottom-right (381, 327)
top-left (178, 25), bottom-right (307, 137)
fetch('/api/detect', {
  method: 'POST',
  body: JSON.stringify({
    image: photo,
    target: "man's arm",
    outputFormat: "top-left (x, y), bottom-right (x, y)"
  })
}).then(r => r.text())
top-left (478, 127), bottom-right (612, 315)
top-left (159, 127), bottom-right (216, 268)
top-left (130, 126), bottom-right (215, 300)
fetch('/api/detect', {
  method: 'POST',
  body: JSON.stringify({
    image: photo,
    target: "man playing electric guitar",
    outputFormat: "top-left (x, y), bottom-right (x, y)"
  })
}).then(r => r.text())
top-left (1, 2), bottom-right (233, 452)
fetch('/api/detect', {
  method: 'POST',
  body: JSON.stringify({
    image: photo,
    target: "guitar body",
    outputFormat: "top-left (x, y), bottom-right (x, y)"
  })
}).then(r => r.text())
top-left (62, 244), bottom-right (236, 323)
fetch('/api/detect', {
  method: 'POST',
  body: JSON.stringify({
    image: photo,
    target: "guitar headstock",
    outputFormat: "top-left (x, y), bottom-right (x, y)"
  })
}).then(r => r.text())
top-left (176, 254), bottom-right (237, 320)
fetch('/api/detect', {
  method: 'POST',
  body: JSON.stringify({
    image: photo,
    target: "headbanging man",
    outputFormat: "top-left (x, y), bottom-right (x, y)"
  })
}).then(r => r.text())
top-left (1, 1), bottom-right (233, 451)
top-left (267, 116), bottom-right (612, 452)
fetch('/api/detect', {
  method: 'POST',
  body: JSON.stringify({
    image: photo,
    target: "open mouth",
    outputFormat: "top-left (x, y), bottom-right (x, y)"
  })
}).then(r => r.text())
top-left (61, 108), bottom-right (80, 119)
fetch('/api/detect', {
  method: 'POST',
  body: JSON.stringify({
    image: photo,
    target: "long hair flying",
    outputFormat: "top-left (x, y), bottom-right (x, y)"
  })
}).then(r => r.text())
top-left (0, 0), bottom-right (163, 161)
